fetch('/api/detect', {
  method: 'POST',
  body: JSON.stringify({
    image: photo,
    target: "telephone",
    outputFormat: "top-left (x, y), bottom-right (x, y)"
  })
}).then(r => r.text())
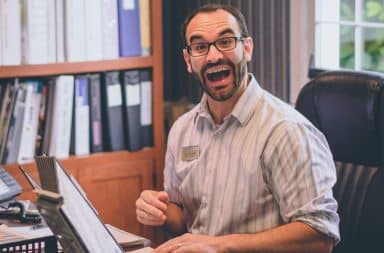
top-left (0, 166), bottom-right (41, 223)
top-left (0, 166), bottom-right (22, 203)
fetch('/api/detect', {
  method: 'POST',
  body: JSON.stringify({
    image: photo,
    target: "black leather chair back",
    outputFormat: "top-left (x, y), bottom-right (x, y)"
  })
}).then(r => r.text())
top-left (295, 70), bottom-right (384, 253)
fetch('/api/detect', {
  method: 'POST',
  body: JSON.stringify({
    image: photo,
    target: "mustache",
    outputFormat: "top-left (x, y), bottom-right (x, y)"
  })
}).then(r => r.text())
top-left (200, 59), bottom-right (236, 78)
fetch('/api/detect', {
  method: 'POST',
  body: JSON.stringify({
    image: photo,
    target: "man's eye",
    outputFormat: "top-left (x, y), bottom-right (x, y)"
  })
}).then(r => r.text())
top-left (192, 43), bottom-right (208, 51)
top-left (217, 38), bottom-right (232, 47)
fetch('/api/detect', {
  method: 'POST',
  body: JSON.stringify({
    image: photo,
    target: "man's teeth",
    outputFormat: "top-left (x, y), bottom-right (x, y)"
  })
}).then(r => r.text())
top-left (207, 68), bottom-right (229, 74)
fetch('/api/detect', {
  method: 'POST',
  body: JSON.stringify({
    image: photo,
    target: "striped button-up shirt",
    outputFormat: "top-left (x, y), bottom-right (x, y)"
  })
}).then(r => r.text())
top-left (164, 74), bottom-right (340, 242)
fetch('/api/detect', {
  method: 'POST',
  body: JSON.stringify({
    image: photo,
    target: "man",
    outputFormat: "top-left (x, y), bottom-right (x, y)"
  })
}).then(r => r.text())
top-left (136, 4), bottom-right (340, 253)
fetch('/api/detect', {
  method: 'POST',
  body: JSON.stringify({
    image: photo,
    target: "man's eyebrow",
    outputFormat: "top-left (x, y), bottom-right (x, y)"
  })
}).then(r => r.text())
top-left (189, 35), bottom-right (204, 44)
top-left (188, 28), bottom-right (237, 44)
top-left (218, 28), bottom-right (236, 37)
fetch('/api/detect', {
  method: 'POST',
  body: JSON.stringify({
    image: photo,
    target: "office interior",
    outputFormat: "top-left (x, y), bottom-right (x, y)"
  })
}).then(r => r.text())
top-left (0, 0), bottom-right (383, 252)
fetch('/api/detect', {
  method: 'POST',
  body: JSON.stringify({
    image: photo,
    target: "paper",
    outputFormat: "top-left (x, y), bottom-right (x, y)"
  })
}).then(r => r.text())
top-left (127, 247), bottom-right (153, 253)
top-left (106, 224), bottom-right (149, 248)
top-left (0, 224), bottom-right (28, 244)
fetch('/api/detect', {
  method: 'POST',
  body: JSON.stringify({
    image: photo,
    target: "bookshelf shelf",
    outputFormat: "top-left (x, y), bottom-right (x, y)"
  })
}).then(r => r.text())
top-left (0, 57), bottom-right (153, 78)
top-left (1, 0), bottom-right (164, 242)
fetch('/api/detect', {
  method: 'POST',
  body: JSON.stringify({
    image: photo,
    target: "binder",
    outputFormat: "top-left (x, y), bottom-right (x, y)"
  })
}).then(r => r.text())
top-left (48, 75), bottom-right (74, 158)
top-left (121, 70), bottom-right (142, 151)
top-left (70, 75), bottom-right (90, 155)
top-left (139, 69), bottom-right (153, 147)
top-left (88, 74), bottom-right (104, 153)
top-left (101, 71), bottom-right (125, 151)
top-left (117, 0), bottom-right (142, 57)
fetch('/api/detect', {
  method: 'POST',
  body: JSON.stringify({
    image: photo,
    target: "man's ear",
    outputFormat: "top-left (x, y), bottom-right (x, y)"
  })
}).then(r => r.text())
top-left (183, 49), bottom-right (193, 73)
top-left (243, 37), bottom-right (253, 62)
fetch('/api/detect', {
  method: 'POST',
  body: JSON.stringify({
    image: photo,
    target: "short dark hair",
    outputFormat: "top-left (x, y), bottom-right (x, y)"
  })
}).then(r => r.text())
top-left (181, 4), bottom-right (249, 46)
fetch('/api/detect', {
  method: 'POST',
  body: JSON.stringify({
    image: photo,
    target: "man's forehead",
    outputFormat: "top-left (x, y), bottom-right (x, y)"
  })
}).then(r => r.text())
top-left (186, 9), bottom-right (240, 40)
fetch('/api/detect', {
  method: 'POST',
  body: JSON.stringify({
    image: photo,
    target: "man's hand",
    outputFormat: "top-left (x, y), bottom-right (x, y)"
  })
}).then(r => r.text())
top-left (153, 233), bottom-right (221, 253)
top-left (136, 190), bottom-right (169, 226)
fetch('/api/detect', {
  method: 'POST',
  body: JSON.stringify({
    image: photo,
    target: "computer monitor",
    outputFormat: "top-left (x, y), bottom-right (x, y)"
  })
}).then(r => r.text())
top-left (34, 156), bottom-right (124, 253)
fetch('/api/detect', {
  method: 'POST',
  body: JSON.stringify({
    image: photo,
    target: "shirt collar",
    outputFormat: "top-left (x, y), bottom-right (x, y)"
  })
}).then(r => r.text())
top-left (194, 74), bottom-right (263, 127)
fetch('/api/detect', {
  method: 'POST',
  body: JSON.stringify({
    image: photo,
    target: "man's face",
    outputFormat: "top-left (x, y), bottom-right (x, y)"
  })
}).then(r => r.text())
top-left (183, 9), bottom-right (253, 101)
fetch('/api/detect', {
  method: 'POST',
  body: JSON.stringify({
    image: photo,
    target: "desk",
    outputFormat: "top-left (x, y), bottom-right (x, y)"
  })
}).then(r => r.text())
top-left (0, 220), bottom-right (152, 253)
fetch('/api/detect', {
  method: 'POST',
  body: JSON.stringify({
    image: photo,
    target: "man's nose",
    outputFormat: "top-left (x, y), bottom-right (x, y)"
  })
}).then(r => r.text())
top-left (206, 44), bottom-right (223, 63)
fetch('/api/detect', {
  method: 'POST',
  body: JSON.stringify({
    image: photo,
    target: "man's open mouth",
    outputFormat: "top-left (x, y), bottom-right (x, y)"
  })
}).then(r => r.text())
top-left (206, 68), bottom-right (231, 82)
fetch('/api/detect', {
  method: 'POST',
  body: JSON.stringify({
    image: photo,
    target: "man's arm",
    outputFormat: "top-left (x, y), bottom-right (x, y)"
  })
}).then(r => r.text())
top-left (154, 221), bottom-right (334, 253)
top-left (163, 202), bottom-right (187, 236)
top-left (136, 190), bottom-right (186, 235)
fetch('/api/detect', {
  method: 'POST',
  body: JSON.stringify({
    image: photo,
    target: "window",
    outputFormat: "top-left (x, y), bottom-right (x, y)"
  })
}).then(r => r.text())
top-left (315, 0), bottom-right (384, 72)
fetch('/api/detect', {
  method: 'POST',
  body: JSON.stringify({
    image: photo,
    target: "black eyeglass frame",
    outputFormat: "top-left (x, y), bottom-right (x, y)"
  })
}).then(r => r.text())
top-left (186, 36), bottom-right (245, 57)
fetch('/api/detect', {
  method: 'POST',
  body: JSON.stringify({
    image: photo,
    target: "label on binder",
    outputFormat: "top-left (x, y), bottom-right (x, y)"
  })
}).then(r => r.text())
top-left (123, 0), bottom-right (135, 10)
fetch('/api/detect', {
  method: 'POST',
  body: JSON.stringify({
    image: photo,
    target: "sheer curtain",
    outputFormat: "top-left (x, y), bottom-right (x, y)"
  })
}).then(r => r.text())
top-left (163, 0), bottom-right (290, 102)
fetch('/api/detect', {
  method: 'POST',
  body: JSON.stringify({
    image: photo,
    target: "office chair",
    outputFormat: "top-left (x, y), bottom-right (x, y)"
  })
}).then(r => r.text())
top-left (295, 70), bottom-right (384, 253)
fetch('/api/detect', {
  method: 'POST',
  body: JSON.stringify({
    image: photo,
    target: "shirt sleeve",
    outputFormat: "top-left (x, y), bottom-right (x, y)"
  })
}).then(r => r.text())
top-left (163, 125), bottom-right (183, 204)
top-left (261, 121), bottom-right (340, 243)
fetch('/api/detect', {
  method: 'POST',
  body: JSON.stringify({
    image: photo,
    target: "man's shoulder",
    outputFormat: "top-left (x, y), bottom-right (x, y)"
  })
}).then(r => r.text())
top-left (257, 90), bottom-right (310, 126)
top-left (169, 104), bottom-right (199, 132)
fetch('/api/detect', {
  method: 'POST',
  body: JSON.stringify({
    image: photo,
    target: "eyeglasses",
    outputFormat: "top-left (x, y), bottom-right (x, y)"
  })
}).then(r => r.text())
top-left (186, 36), bottom-right (245, 57)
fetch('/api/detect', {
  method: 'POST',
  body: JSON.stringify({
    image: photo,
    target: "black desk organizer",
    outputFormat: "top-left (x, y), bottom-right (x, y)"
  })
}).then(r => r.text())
top-left (0, 235), bottom-right (60, 253)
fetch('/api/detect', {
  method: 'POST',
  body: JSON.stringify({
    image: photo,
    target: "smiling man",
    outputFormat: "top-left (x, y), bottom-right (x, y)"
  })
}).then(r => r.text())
top-left (136, 4), bottom-right (340, 253)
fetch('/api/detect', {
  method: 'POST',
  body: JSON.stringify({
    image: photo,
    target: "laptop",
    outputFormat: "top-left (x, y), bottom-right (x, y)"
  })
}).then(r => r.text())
top-left (20, 157), bottom-right (151, 253)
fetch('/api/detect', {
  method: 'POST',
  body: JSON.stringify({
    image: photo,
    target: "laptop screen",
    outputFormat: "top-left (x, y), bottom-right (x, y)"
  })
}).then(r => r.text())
top-left (35, 157), bottom-right (124, 253)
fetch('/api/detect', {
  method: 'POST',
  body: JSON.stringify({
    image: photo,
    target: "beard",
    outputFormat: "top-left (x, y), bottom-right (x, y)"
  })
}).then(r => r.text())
top-left (192, 54), bottom-right (248, 102)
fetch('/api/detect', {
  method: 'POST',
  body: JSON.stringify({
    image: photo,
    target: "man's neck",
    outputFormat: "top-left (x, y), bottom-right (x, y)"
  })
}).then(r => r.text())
top-left (207, 75), bottom-right (250, 125)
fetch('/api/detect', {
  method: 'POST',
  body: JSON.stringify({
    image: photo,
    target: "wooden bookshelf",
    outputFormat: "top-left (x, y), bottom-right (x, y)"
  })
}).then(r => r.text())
top-left (0, 57), bottom-right (153, 77)
top-left (1, 0), bottom-right (164, 242)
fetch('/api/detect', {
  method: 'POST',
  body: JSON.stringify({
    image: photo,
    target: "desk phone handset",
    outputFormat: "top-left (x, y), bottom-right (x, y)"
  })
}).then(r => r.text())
top-left (0, 166), bottom-right (41, 223)
top-left (0, 200), bottom-right (42, 223)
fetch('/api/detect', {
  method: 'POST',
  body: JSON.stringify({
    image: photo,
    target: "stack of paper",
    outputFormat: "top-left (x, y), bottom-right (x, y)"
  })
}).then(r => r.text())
top-left (106, 224), bottom-right (150, 250)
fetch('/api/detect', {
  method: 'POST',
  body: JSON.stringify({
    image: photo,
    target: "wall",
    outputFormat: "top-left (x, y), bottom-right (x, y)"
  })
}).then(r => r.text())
top-left (289, 0), bottom-right (315, 104)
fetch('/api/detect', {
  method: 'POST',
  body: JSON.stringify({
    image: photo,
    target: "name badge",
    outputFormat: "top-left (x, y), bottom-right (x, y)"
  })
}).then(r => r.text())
top-left (182, 146), bottom-right (200, 161)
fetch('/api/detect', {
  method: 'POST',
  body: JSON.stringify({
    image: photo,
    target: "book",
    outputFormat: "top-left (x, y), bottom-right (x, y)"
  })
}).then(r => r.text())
top-left (3, 84), bottom-right (27, 164)
top-left (35, 82), bottom-right (49, 156)
top-left (139, 0), bottom-right (151, 56)
top-left (64, 0), bottom-right (86, 62)
top-left (1, 0), bottom-right (21, 65)
top-left (117, 0), bottom-right (142, 57)
top-left (55, 0), bottom-right (65, 62)
top-left (101, 0), bottom-right (119, 60)
top-left (84, 0), bottom-right (103, 61)
top-left (46, 0), bottom-right (56, 63)
top-left (139, 69), bottom-right (153, 147)
top-left (0, 80), bottom-right (18, 162)
top-left (0, 1), bottom-right (2, 65)
top-left (88, 74), bottom-right (104, 153)
top-left (17, 80), bottom-right (42, 163)
top-left (121, 70), bottom-right (142, 151)
top-left (21, 0), bottom-right (51, 64)
top-left (42, 78), bottom-right (56, 155)
top-left (101, 71), bottom-right (125, 151)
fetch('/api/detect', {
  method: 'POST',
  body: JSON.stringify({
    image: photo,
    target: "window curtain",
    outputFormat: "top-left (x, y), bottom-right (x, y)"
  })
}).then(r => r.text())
top-left (163, 0), bottom-right (290, 103)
